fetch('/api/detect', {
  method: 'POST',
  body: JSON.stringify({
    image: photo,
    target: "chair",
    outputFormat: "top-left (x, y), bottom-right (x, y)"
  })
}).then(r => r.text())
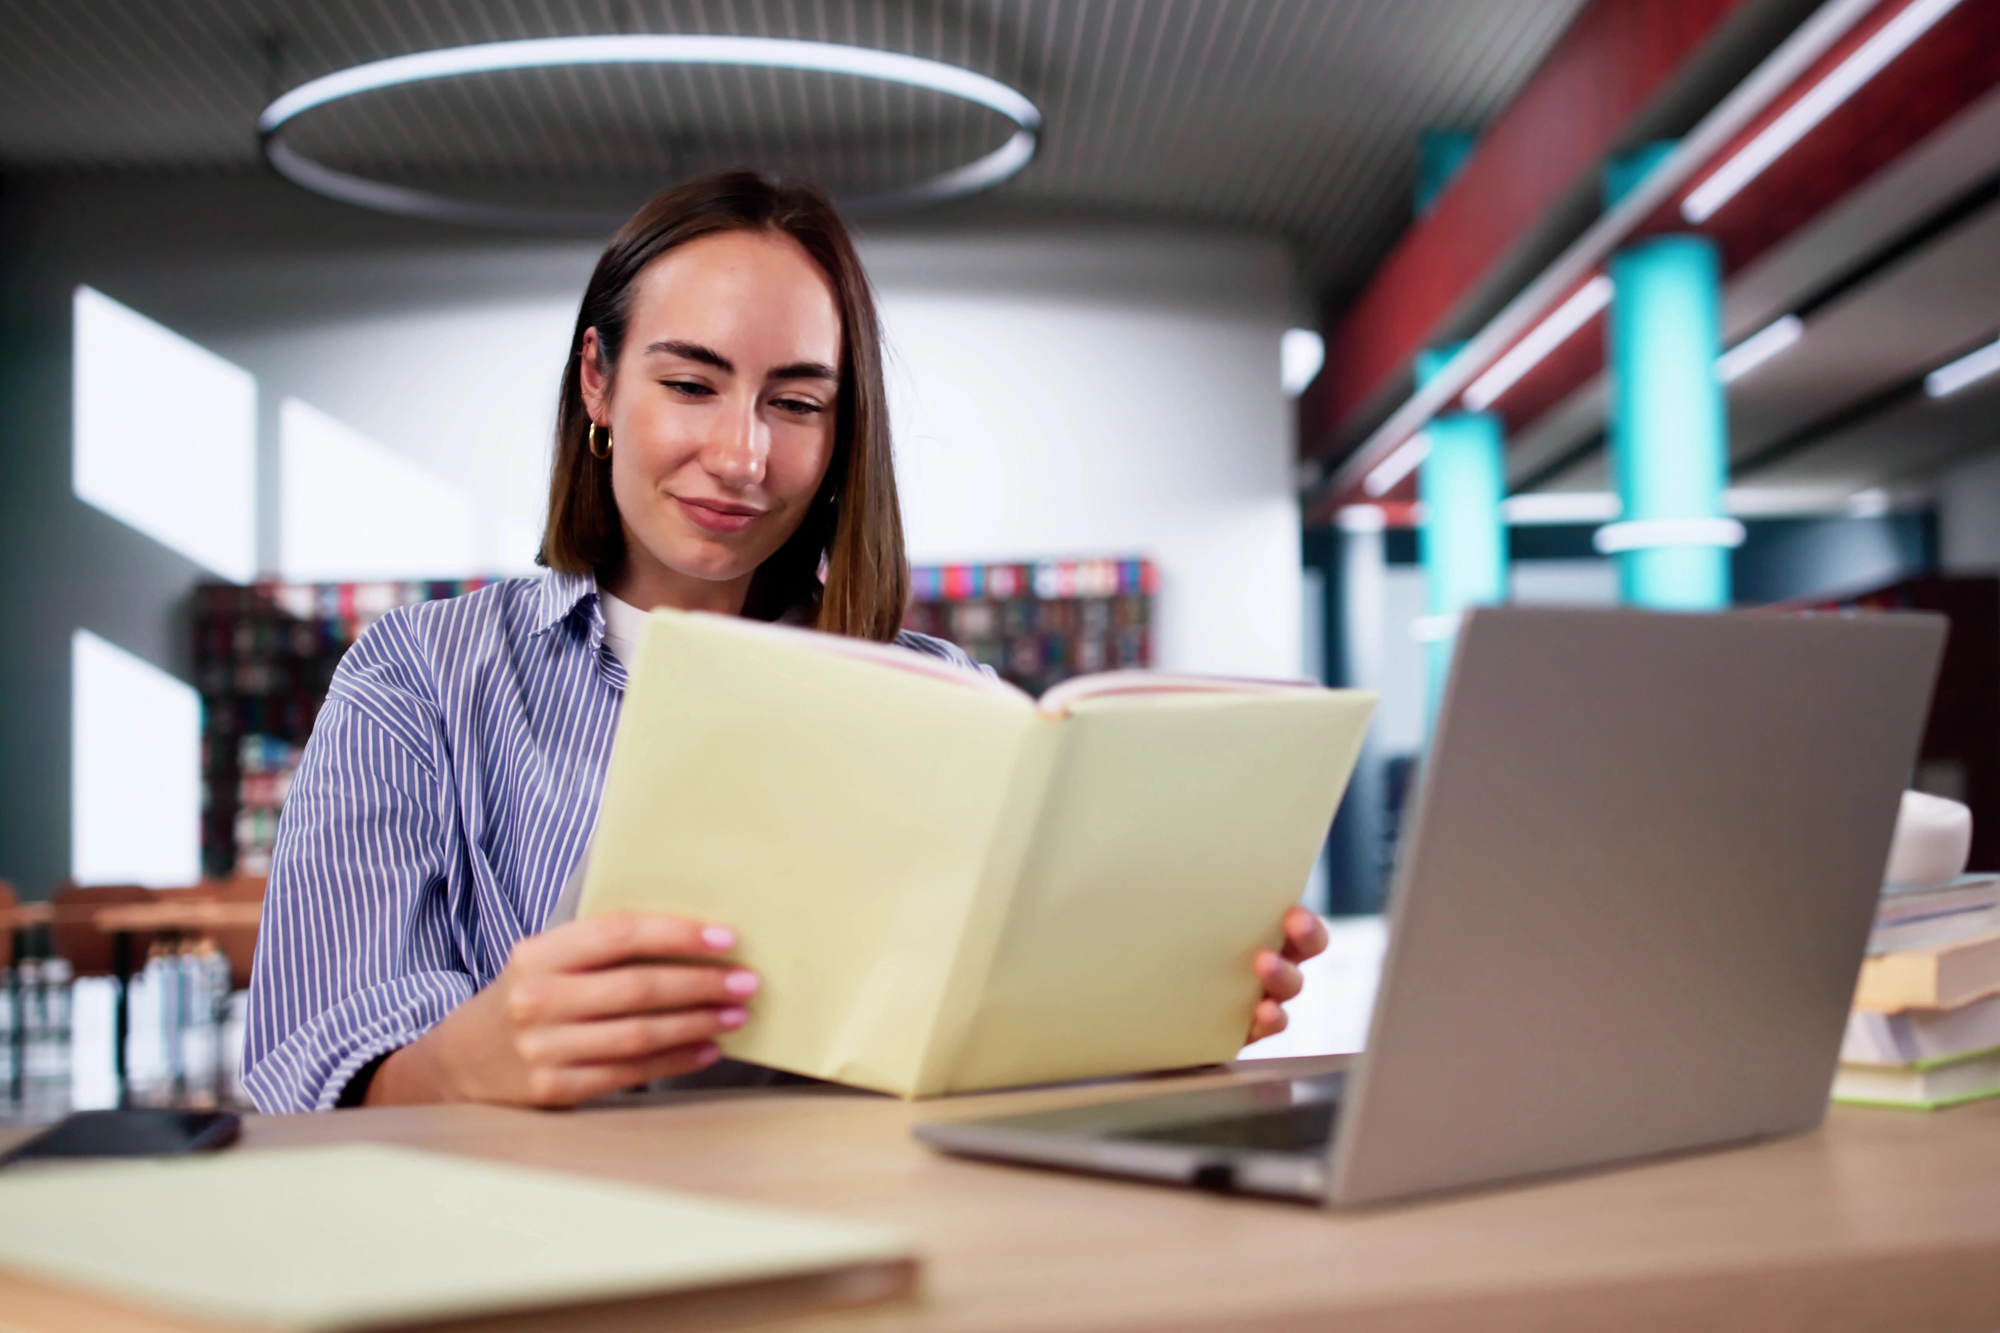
top-left (48, 883), bottom-right (157, 977)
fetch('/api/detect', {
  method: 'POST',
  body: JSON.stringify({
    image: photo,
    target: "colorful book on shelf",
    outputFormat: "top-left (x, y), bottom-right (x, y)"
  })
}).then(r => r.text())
top-left (1832, 1046), bottom-right (2000, 1111)
top-left (575, 608), bottom-right (1375, 1099)
top-left (0, 1143), bottom-right (915, 1332)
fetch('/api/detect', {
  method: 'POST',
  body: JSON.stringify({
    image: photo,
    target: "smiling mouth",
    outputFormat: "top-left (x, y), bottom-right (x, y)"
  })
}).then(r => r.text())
top-left (673, 495), bottom-right (765, 534)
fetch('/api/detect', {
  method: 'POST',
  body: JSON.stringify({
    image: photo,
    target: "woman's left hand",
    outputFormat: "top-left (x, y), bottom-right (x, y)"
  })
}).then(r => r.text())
top-left (1247, 906), bottom-right (1329, 1043)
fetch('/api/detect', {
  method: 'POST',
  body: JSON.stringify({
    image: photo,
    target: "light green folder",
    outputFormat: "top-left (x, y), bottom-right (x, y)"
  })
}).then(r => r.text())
top-left (0, 1143), bottom-right (914, 1331)
top-left (580, 610), bottom-right (1375, 1098)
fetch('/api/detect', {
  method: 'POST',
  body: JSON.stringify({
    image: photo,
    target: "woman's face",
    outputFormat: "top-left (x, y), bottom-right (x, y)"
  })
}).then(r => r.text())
top-left (581, 228), bottom-right (843, 607)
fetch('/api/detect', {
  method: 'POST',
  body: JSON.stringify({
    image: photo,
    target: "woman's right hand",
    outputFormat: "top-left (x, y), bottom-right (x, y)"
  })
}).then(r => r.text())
top-left (366, 913), bottom-right (756, 1108)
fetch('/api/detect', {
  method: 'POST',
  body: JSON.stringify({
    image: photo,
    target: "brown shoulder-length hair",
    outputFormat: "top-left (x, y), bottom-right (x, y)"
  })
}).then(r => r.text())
top-left (540, 170), bottom-right (908, 642)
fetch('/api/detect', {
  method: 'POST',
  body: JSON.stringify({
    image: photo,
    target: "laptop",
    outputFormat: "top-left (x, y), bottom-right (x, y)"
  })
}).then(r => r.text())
top-left (914, 607), bottom-right (1946, 1205)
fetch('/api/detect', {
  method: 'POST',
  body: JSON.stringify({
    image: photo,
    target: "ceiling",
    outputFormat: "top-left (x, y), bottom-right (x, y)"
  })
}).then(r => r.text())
top-left (1510, 79), bottom-right (2000, 503)
top-left (0, 0), bottom-right (1592, 308)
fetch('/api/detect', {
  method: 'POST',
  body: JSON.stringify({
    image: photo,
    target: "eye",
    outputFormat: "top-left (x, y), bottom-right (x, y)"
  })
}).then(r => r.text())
top-left (663, 379), bottom-right (715, 399)
top-left (770, 396), bottom-right (825, 417)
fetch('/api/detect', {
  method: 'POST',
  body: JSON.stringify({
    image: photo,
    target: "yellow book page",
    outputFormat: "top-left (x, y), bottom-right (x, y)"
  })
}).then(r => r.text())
top-left (0, 1143), bottom-right (912, 1332)
top-left (580, 610), bottom-right (1038, 1095)
top-left (942, 688), bottom-right (1376, 1093)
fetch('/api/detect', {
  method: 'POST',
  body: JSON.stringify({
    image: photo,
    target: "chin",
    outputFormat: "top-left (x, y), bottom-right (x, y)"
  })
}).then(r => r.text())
top-left (663, 540), bottom-right (766, 585)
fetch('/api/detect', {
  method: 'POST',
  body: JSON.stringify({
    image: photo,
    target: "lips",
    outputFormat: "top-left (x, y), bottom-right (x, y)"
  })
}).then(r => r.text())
top-left (674, 495), bottom-right (764, 534)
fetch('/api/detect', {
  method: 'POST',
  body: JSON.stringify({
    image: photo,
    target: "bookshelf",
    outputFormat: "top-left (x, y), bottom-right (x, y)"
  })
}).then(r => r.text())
top-left (193, 560), bottom-right (1156, 872)
top-left (902, 558), bottom-right (1156, 696)
top-left (192, 580), bottom-right (492, 876)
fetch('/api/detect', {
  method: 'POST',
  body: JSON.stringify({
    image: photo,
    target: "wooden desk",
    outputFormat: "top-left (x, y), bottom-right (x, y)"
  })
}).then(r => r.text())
top-left (12, 1055), bottom-right (1995, 1333)
top-left (90, 902), bottom-right (264, 933)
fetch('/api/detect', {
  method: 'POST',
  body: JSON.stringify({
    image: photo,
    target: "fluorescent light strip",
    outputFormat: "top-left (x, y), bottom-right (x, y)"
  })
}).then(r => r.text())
top-left (1593, 517), bottom-right (1747, 555)
top-left (1682, 0), bottom-right (1963, 224)
top-left (1845, 488), bottom-right (1893, 518)
top-left (1462, 276), bottom-right (1613, 411)
top-left (1925, 335), bottom-right (2000, 398)
top-left (1502, 492), bottom-right (1622, 525)
top-left (259, 36), bottom-right (1041, 225)
top-left (1716, 315), bottom-right (1804, 383)
top-left (1363, 432), bottom-right (1431, 497)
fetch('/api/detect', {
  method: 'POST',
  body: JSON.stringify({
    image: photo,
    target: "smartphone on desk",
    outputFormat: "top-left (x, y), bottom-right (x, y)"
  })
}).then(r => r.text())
top-left (0, 1110), bottom-right (239, 1166)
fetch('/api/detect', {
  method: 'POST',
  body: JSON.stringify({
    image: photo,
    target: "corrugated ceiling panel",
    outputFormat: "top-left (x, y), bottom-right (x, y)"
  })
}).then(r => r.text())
top-left (0, 0), bottom-right (1589, 302)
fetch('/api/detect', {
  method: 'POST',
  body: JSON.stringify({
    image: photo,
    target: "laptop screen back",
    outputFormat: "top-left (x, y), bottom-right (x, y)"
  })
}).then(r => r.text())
top-left (1330, 608), bottom-right (1944, 1205)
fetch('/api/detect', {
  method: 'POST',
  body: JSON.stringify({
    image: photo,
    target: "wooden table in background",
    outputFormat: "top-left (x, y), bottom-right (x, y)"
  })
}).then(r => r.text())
top-left (10, 1054), bottom-right (1998, 1332)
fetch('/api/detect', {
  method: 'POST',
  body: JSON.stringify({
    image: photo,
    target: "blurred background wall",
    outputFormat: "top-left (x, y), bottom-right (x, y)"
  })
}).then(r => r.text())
top-left (0, 174), bottom-right (1299, 893)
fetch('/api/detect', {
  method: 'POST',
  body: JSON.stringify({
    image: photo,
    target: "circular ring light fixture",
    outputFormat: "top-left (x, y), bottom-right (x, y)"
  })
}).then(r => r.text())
top-left (259, 35), bottom-right (1041, 229)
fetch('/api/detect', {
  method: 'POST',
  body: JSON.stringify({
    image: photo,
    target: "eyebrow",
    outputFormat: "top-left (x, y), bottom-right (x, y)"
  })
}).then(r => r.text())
top-left (645, 340), bottom-right (838, 383)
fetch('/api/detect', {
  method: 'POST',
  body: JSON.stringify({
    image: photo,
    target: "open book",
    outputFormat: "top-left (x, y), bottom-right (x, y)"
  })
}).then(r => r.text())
top-left (578, 609), bottom-right (1375, 1098)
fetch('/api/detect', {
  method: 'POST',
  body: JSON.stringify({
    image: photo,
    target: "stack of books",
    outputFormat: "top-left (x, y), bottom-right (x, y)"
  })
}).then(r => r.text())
top-left (1835, 875), bottom-right (2000, 1109)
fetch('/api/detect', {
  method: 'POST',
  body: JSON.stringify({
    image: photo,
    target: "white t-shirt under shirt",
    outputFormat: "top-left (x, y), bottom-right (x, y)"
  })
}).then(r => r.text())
top-left (599, 589), bottom-right (648, 671)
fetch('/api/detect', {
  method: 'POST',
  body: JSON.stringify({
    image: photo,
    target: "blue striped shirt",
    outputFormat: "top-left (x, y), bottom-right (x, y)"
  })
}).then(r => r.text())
top-left (243, 569), bottom-right (981, 1113)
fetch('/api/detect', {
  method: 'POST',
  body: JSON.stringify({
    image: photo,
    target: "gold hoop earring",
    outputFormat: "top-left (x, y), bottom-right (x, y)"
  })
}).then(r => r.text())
top-left (587, 422), bottom-right (612, 459)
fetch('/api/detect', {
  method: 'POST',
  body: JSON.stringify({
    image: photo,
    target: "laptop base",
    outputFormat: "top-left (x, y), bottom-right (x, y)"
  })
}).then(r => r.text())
top-left (914, 1073), bottom-right (1344, 1201)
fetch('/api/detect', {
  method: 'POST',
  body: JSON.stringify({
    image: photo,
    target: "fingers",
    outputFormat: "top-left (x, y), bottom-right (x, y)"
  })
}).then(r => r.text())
top-left (1247, 998), bottom-right (1289, 1044)
top-left (1280, 906), bottom-right (1329, 963)
top-left (513, 912), bottom-right (737, 975)
top-left (506, 962), bottom-right (758, 1026)
top-left (514, 1006), bottom-right (747, 1067)
top-left (1254, 949), bottom-right (1304, 1004)
top-left (519, 1042), bottom-right (726, 1107)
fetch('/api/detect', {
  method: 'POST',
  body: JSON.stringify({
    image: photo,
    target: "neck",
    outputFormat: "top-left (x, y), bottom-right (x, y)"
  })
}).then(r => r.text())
top-left (602, 552), bottom-right (753, 617)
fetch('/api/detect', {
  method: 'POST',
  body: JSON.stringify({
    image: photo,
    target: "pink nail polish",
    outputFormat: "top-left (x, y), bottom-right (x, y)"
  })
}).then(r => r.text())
top-left (718, 1006), bottom-right (748, 1030)
top-left (695, 1043), bottom-right (722, 1067)
top-left (701, 925), bottom-right (735, 950)
top-left (724, 970), bottom-right (759, 997)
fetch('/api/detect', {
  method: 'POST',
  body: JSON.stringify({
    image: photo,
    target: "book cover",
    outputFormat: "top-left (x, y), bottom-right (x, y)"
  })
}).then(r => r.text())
top-left (0, 1143), bottom-right (915, 1331)
top-left (578, 609), bottom-right (1375, 1098)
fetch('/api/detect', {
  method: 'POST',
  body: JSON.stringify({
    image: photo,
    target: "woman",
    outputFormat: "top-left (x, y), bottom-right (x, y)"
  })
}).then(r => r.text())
top-left (244, 171), bottom-right (1326, 1113)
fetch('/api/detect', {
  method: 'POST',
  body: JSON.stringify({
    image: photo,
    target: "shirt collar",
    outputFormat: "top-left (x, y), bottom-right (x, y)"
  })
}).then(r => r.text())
top-left (534, 568), bottom-right (600, 637)
top-left (534, 568), bottom-right (631, 693)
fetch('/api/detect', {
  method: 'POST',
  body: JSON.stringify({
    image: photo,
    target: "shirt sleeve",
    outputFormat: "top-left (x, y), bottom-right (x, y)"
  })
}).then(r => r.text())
top-left (893, 629), bottom-right (1000, 680)
top-left (242, 621), bottom-right (475, 1113)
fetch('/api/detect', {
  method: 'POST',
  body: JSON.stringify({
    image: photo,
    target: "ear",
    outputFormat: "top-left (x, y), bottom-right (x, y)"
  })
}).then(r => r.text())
top-left (578, 327), bottom-right (610, 423)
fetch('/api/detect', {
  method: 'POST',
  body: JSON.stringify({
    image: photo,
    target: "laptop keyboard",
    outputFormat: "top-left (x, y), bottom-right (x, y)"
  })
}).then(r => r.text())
top-left (1112, 1099), bottom-right (1340, 1154)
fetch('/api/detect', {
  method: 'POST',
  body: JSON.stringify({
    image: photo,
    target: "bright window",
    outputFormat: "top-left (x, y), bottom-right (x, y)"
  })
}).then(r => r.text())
top-left (72, 287), bottom-right (257, 583)
top-left (71, 630), bottom-right (201, 887)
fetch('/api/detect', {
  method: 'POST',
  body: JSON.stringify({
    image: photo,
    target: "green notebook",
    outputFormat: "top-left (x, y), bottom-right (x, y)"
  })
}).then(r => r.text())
top-left (0, 1143), bottom-right (915, 1331)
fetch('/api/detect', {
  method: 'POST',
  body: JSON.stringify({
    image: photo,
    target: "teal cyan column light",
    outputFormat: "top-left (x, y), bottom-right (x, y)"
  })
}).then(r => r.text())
top-left (1416, 129), bottom-right (1477, 217)
top-left (1416, 346), bottom-right (1508, 727)
top-left (1600, 144), bottom-right (1739, 610)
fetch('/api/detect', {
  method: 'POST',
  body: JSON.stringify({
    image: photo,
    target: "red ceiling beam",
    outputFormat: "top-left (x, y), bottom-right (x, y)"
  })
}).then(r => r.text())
top-left (1463, 0), bottom-right (2000, 462)
top-left (1302, 0), bottom-right (1756, 457)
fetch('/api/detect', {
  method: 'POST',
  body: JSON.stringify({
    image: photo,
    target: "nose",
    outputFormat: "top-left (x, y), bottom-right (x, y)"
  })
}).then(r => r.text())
top-left (703, 391), bottom-right (768, 490)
